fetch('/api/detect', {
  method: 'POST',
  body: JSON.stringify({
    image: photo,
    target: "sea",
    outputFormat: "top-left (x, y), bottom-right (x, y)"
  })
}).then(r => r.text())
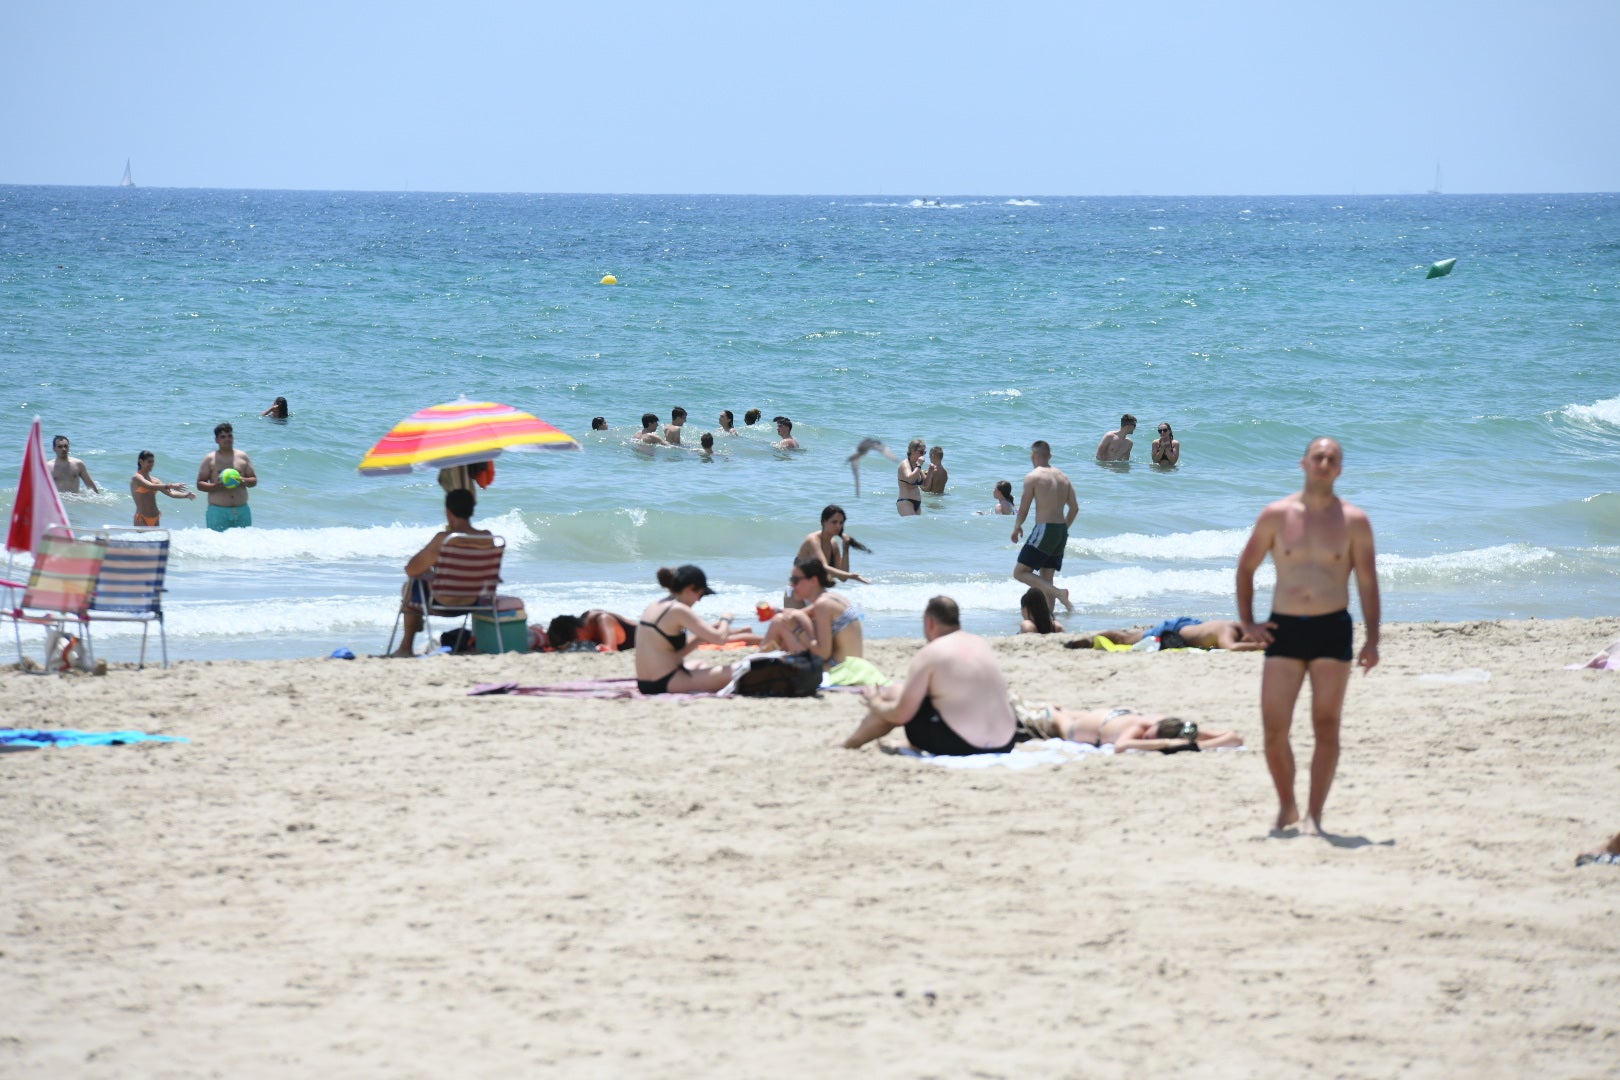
top-left (1, 186), bottom-right (1616, 662)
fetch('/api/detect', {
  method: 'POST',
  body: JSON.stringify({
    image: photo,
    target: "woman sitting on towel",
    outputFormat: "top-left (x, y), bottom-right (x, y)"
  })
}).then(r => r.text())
top-left (1018, 586), bottom-right (1065, 635)
top-left (635, 565), bottom-right (740, 695)
top-left (758, 556), bottom-right (885, 686)
top-left (1011, 698), bottom-right (1243, 751)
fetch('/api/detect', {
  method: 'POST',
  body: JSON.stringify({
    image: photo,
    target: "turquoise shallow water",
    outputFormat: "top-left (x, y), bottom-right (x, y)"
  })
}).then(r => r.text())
top-left (2, 187), bottom-right (1617, 661)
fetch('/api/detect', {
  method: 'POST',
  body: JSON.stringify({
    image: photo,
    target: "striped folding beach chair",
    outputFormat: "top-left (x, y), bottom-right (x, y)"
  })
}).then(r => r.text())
top-left (0, 526), bottom-right (107, 673)
top-left (386, 534), bottom-right (508, 654)
top-left (86, 527), bottom-right (172, 669)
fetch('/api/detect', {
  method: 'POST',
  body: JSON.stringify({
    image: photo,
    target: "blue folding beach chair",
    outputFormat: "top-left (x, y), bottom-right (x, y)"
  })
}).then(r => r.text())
top-left (85, 527), bottom-right (172, 669)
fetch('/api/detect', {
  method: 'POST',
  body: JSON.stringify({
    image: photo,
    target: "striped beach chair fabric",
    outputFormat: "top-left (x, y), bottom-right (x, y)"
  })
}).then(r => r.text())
top-left (387, 534), bottom-right (508, 654)
top-left (1, 526), bottom-right (107, 671)
top-left (87, 528), bottom-right (171, 669)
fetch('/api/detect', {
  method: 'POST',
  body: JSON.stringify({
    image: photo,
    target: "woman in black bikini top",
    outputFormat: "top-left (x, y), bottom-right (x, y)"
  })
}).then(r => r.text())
top-left (896, 438), bottom-right (927, 517)
top-left (634, 564), bottom-right (741, 696)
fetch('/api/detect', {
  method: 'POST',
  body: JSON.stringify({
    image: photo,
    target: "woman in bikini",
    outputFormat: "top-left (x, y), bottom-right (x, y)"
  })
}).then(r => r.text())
top-left (1012, 700), bottom-right (1243, 751)
top-left (896, 438), bottom-right (927, 517)
top-left (786, 505), bottom-right (870, 608)
top-left (1018, 586), bottom-right (1065, 634)
top-left (129, 451), bottom-right (196, 526)
top-left (634, 565), bottom-right (740, 695)
top-left (759, 557), bottom-right (885, 685)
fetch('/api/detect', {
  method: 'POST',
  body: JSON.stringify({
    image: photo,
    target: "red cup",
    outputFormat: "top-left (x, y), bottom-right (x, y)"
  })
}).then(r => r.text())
top-left (756, 601), bottom-right (776, 622)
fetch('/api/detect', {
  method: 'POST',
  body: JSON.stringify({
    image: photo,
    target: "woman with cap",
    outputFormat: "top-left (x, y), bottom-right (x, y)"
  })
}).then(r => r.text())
top-left (635, 565), bottom-right (739, 694)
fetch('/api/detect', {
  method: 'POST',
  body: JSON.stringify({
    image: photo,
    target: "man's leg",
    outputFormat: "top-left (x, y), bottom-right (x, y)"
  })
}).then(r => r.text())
top-left (1260, 657), bottom-right (1308, 831)
top-left (1302, 659), bottom-right (1353, 834)
top-left (1013, 563), bottom-right (1071, 613)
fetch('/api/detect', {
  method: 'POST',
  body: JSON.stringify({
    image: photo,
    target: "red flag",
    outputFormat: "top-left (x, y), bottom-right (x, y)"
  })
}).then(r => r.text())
top-left (6, 418), bottom-right (72, 555)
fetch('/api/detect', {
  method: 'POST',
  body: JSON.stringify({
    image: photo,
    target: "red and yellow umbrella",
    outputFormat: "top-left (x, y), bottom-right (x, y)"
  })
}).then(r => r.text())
top-left (358, 398), bottom-right (579, 476)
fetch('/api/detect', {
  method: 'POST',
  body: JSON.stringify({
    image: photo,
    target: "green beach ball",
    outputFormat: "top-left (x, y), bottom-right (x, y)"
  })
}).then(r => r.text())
top-left (220, 468), bottom-right (243, 488)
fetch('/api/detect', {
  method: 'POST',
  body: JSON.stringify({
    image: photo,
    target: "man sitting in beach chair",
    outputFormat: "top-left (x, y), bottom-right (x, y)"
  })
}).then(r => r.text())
top-left (387, 488), bottom-right (500, 657)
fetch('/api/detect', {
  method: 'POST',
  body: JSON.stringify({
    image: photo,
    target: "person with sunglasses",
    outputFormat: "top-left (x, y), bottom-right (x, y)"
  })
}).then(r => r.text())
top-left (759, 556), bottom-right (883, 685)
top-left (1152, 422), bottom-right (1181, 467)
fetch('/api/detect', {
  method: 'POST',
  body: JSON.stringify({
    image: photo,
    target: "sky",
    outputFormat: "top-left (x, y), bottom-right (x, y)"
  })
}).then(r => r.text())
top-left (3, 0), bottom-right (1617, 195)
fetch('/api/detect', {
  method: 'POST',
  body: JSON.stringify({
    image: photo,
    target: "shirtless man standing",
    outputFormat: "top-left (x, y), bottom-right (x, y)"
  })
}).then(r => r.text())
top-left (841, 596), bottom-right (1017, 756)
top-left (1236, 437), bottom-right (1380, 836)
top-left (773, 416), bottom-right (800, 450)
top-left (1095, 414), bottom-right (1137, 462)
top-left (922, 445), bottom-right (948, 494)
top-left (1011, 440), bottom-right (1078, 614)
top-left (130, 451), bottom-right (195, 526)
top-left (663, 407), bottom-right (687, 445)
top-left (197, 422), bottom-right (257, 531)
top-left (51, 435), bottom-right (99, 493)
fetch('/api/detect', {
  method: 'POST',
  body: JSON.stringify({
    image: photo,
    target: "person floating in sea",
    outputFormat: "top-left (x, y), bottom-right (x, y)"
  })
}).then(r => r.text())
top-left (1096, 414), bottom-right (1137, 462)
top-left (260, 396), bottom-right (290, 420)
top-left (390, 488), bottom-right (492, 657)
top-left (896, 438), bottom-right (927, 516)
top-left (635, 413), bottom-right (670, 446)
top-left (129, 451), bottom-right (195, 526)
top-left (197, 421), bottom-right (257, 531)
top-left (744, 409), bottom-right (762, 427)
top-left (591, 416), bottom-right (608, 431)
top-left (718, 410), bottom-right (738, 436)
top-left (663, 406), bottom-right (687, 445)
top-left (50, 435), bottom-right (99, 493)
top-left (1062, 617), bottom-right (1264, 652)
top-left (1236, 436), bottom-right (1381, 837)
top-left (1151, 421), bottom-right (1180, 466)
top-left (1012, 439), bottom-right (1077, 615)
top-left (840, 596), bottom-right (1017, 756)
top-left (977, 480), bottom-right (1015, 516)
top-left (922, 445), bottom-right (948, 495)
top-left (773, 416), bottom-right (800, 450)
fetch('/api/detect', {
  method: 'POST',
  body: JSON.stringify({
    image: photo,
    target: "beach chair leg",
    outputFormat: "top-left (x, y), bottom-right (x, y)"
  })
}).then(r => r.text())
top-left (135, 622), bottom-right (149, 670)
top-left (158, 616), bottom-right (168, 670)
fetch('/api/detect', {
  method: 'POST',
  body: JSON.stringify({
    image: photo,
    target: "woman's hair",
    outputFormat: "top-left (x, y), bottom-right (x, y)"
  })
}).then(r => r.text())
top-left (1020, 587), bottom-right (1055, 634)
top-left (744, 408), bottom-right (761, 425)
top-left (137, 450), bottom-right (154, 465)
top-left (1154, 718), bottom-right (1196, 739)
top-left (546, 614), bottom-right (581, 647)
top-left (820, 504), bottom-right (845, 525)
top-left (820, 505), bottom-right (871, 553)
top-left (794, 556), bottom-right (833, 590)
top-left (270, 396), bottom-right (289, 418)
top-left (907, 437), bottom-right (926, 456)
top-left (720, 410), bottom-right (733, 425)
top-left (995, 480), bottom-right (1013, 501)
top-left (656, 564), bottom-right (710, 595)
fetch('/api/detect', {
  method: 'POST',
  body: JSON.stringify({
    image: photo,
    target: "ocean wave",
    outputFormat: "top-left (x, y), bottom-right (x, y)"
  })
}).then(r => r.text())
top-left (1560, 394), bottom-right (1620, 427)
top-left (1071, 528), bottom-right (1249, 562)
top-left (1005, 199), bottom-right (1041, 207)
top-left (1380, 544), bottom-right (1559, 584)
top-left (166, 510), bottom-right (539, 563)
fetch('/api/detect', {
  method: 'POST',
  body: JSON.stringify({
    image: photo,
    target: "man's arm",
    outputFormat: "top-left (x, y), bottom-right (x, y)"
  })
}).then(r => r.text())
top-left (404, 531), bottom-right (449, 578)
top-left (1095, 433), bottom-right (1115, 460)
top-left (843, 654), bottom-right (930, 748)
top-left (1062, 479), bottom-right (1079, 527)
top-left (1235, 506), bottom-right (1281, 642)
top-left (1350, 509), bottom-right (1380, 673)
top-left (237, 453), bottom-right (258, 487)
top-left (1011, 477), bottom-right (1035, 543)
top-left (197, 455), bottom-right (218, 492)
top-left (75, 462), bottom-right (99, 493)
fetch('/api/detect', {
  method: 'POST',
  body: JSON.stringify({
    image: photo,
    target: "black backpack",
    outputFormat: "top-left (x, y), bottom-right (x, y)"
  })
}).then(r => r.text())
top-left (735, 652), bottom-right (825, 697)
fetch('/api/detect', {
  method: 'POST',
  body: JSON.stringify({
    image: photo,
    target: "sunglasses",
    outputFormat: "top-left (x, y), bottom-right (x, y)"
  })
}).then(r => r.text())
top-left (788, 574), bottom-right (805, 584)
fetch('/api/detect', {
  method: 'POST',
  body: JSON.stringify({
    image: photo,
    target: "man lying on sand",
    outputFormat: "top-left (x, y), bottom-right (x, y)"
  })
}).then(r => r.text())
top-left (1063, 618), bottom-right (1264, 651)
top-left (1011, 699), bottom-right (1243, 751)
top-left (841, 596), bottom-right (1017, 756)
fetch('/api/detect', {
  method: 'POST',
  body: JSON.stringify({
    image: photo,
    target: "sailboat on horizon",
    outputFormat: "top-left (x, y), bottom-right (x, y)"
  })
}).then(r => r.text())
top-left (120, 159), bottom-right (135, 188)
top-left (1426, 162), bottom-right (1441, 195)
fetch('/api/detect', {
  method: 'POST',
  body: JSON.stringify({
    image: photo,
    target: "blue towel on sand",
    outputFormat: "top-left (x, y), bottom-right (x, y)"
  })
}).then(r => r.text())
top-left (1146, 616), bottom-right (1202, 640)
top-left (0, 728), bottom-right (188, 748)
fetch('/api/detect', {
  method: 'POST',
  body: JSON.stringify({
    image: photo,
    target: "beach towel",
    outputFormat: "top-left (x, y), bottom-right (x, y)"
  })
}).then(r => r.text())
top-left (1565, 638), bottom-right (1620, 671)
top-left (0, 727), bottom-right (188, 748)
top-left (469, 679), bottom-right (717, 701)
top-left (898, 738), bottom-right (1113, 770)
top-left (823, 655), bottom-right (889, 687)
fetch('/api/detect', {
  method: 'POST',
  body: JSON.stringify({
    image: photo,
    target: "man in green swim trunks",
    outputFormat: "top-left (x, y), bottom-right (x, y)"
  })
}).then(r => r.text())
top-left (197, 421), bottom-right (257, 531)
top-left (1012, 439), bottom-right (1077, 616)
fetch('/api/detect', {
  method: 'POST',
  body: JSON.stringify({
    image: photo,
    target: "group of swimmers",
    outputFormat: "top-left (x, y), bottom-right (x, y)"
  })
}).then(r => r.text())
top-left (592, 408), bottom-right (802, 455)
top-left (48, 423), bottom-right (260, 532)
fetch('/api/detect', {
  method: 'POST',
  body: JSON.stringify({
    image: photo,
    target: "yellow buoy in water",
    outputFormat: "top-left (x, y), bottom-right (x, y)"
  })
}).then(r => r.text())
top-left (599, 274), bottom-right (618, 285)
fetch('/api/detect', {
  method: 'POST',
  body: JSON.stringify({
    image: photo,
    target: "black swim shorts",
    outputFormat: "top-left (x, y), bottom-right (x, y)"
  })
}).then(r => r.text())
top-left (904, 694), bottom-right (1018, 756)
top-left (1016, 522), bottom-right (1068, 572)
top-left (1264, 610), bottom-right (1353, 663)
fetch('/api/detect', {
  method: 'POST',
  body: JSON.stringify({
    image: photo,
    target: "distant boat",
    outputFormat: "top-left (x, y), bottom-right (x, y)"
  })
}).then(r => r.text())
top-left (120, 159), bottom-right (134, 187)
top-left (1426, 162), bottom-right (1441, 195)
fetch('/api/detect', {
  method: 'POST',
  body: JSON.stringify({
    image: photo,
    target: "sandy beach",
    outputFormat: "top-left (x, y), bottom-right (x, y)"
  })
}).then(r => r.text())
top-left (3, 617), bottom-right (1618, 1077)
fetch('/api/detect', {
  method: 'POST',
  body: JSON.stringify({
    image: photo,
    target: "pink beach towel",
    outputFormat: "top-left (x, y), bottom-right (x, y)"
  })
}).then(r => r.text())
top-left (1565, 639), bottom-right (1620, 671)
top-left (470, 679), bottom-right (717, 702)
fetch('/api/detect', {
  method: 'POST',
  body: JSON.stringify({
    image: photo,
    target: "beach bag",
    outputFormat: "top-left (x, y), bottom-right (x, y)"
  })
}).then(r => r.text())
top-left (735, 651), bottom-right (824, 697)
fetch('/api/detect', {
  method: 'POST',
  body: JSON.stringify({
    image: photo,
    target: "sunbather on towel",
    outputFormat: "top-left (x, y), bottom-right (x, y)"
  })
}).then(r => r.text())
top-left (1063, 618), bottom-right (1264, 652)
top-left (635, 565), bottom-right (741, 694)
top-left (841, 596), bottom-right (1015, 755)
top-left (1576, 830), bottom-right (1620, 867)
top-left (1011, 698), bottom-right (1243, 751)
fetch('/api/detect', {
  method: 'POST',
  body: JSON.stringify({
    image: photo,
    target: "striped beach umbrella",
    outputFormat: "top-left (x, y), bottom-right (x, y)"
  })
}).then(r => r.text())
top-left (357, 398), bottom-right (580, 476)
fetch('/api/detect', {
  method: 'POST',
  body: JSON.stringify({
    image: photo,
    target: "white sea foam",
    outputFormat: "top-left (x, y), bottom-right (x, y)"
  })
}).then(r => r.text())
top-left (1005, 199), bottom-right (1040, 207)
top-left (166, 510), bottom-right (538, 563)
top-left (1073, 529), bottom-right (1249, 562)
top-left (1380, 544), bottom-right (1558, 583)
top-left (1561, 395), bottom-right (1620, 426)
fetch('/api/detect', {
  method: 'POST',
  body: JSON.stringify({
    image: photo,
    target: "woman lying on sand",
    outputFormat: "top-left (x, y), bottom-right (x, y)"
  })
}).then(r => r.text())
top-left (1012, 698), bottom-right (1244, 751)
top-left (1576, 831), bottom-right (1620, 867)
top-left (759, 557), bottom-right (886, 685)
top-left (1062, 618), bottom-right (1264, 651)
top-left (635, 565), bottom-right (739, 695)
